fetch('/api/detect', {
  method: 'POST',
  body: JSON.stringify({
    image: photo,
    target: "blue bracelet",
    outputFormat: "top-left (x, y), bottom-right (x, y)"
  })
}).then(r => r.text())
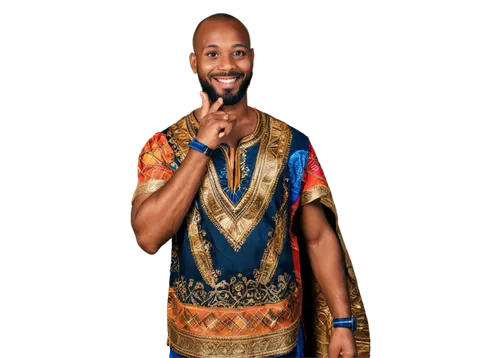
top-left (332, 316), bottom-right (357, 332)
top-left (188, 137), bottom-right (213, 157)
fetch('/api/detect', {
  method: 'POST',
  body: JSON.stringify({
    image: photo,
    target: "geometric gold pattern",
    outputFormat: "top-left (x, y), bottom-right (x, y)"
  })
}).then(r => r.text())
top-left (167, 286), bottom-right (300, 358)
top-left (167, 109), bottom-right (292, 252)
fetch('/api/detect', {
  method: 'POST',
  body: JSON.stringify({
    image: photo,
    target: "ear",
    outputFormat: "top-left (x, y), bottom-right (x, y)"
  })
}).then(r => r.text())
top-left (250, 48), bottom-right (255, 64)
top-left (189, 52), bottom-right (197, 74)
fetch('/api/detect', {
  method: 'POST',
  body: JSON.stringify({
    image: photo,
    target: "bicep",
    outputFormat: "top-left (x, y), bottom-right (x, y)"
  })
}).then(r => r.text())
top-left (299, 199), bottom-right (333, 245)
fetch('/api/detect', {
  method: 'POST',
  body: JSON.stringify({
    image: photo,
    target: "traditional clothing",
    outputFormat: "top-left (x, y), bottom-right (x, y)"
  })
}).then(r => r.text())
top-left (132, 108), bottom-right (370, 357)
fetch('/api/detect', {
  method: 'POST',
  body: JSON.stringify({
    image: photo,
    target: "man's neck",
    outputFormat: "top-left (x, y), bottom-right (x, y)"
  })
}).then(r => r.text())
top-left (219, 96), bottom-right (251, 122)
top-left (194, 95), bottom-right (250, 121)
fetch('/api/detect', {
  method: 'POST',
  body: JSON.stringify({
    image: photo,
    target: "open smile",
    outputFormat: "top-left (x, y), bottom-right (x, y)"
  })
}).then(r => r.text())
top-left (212, 76), bottom-right (242, 88)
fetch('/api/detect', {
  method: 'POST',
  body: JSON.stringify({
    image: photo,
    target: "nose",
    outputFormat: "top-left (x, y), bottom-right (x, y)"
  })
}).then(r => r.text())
top-left (218, 53), bottom-right (236, 72)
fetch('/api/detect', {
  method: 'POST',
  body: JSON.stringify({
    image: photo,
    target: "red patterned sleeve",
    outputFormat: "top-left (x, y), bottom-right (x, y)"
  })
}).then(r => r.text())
top-left (299, 141), bottom-right (332, 207)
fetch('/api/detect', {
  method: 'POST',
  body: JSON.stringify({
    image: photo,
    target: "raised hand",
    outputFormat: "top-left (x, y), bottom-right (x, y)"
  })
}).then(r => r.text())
top-left (195, 92), bottom-right (236, 149)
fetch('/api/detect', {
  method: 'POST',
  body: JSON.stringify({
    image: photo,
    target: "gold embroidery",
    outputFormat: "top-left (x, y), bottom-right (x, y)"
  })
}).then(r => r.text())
top-left (300, 184), bottom-right (371, 356)
top-left (239, 147), bottom-right (250, 181)
top-left (254, 183), bottom-right (289, 285)
top-left (167, 286), bottom-right (300, 358)
top-left (218, 111), bottom-right (261, 193)
top-left (312, 279), bottom-right (332, 358)
top-left (184, 170), bottom-right (295, 292)
top-left (221, 145), bottom-right (240, 193)
top-left (132, 179), bottom-right (167, 202)
top-left (166, 124), bottom-right (191, 165)
top-left (187, 203), bottom-right (220, 288)
top-left (168, 109), bottom-right (298, 320)
top-left (172, 272), bottom-right (297, 308)
top-left (204, 116), bottom-right (291, 252)
top-left (300, 184), bottom-right (334, 209)
top-left (170, 233), bottom-right (179, 273)
top-left (168, 110), bottom-right (292, 252)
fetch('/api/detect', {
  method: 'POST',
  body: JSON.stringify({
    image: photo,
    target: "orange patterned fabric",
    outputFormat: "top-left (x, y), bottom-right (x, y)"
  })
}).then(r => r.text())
top-left (167, 287), bottom-right (300, 338)
top-left (129, 130), bottom-right (177, 210)
top-left (137, 132), bottom-right (176, 184)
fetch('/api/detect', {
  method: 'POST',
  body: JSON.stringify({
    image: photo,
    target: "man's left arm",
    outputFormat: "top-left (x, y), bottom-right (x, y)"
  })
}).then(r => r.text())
top-left (300, 199), bottom-right (357, 358)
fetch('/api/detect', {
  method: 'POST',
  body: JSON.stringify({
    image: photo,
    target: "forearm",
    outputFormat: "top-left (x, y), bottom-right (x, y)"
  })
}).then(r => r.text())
top-left (133, 148), bottom-right (210, 252)
top-left (306, 230), bottom-right (351, 318)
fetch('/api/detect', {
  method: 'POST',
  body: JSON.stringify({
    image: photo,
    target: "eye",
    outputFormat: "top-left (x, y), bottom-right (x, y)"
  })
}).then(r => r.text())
top-left (206, 52), bottom-right (218, 57)
top-left (234, 50), bottom-right (246, 56)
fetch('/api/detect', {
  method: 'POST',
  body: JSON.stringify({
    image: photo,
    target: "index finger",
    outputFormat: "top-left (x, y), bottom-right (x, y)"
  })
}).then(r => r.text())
top-left (201, 94), bottom-right (224, 119)
top-left (208, 97), bottom-right (224, 114)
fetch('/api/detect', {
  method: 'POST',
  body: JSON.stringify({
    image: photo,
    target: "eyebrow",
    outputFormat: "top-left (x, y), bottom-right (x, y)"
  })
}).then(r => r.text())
top-left (202, 43), bottom-right (250, 50)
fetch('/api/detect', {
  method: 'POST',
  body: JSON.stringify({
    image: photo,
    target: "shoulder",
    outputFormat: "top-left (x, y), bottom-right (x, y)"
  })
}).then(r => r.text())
top-left (160, 113), bottom-right (189, 136)
top-left (137, 113), bottom-right (190, 161)
top-left (288, 123), bottom-right (310, 151)
top-left (259, 109), bottom-right (310, 152)
top-left (259, 109), bottom-right (311, 143)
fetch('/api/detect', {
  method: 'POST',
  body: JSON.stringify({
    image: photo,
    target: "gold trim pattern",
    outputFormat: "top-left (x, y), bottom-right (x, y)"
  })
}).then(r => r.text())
top-left (170, 233), bottom-right (179, 273)
top-left (167, 287), bottom-right (300, 358)
top-left (239, 148), bottom-right (250, 182)
top-left (311, 279), bottom-right (333, 357)
top-left (172, 272), bottom-right (297, 308)
top-left (301, 184), bottom-right (335, 216)
top-left (184, 182), bottom-right (297, 295)
top-left (168, 321), bottom-right (299, 358)
top-left (168, 110), bottom-right (292, 252)
top-left (132, 179), bottom-right (167, 202)
top-left (199, 115), bottom-right (291, 252)
top-left (253, 183), bottom-right (289, 285)
top-left (187, 203), bottom-right (220, 288)
top-left (166, 124), bottom-right (191, 165)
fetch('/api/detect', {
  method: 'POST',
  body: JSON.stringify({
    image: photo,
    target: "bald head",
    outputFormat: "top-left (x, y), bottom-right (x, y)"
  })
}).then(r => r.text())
top-left (192, 13), bottom-right (251, 53)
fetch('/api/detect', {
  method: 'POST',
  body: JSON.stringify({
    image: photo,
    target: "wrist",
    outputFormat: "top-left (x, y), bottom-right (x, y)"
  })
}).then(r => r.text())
top-left (189, 137), bottom-right (214, 157)
top-left (332, 316), bottom-right (357, 333)
top-left (332, 310), bottom-right (351, 319)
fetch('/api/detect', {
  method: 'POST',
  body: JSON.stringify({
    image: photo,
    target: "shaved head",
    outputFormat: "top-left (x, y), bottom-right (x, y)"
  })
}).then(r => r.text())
top-left (192, 13), bottom-right (251, 53)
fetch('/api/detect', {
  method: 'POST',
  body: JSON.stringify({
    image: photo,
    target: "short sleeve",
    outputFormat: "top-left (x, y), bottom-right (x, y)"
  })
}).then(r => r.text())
top-left (299, 140), bottom-right (333, 207)
top-left (131, 132), bottom-right (178, 203)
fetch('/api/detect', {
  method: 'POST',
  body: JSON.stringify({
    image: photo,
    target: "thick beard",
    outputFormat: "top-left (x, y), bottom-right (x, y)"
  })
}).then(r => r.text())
top-left (198, 71), bottom-right (253, 106)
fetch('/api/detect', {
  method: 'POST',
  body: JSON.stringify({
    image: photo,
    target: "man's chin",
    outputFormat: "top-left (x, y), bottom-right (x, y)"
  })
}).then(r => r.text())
top-left (219, 96), bottom-right (244, 106)
top-left (208, 91), bottom-right (244, 105)
top-left (200, 81), bottom-right (248, 104)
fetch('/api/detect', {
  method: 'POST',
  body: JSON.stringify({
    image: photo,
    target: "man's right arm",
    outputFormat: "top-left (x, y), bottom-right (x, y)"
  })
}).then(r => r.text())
top-left (131, 148), bottom-right (210, 255)
top-left (131, 93), bottom-right (236, 255)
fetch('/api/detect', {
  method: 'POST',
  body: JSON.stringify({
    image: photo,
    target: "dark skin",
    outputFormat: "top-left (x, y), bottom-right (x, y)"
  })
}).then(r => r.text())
top-left (130, 17), bottom-right (356, 358)
top-left (190, 18), bottom-right (258, 149)
top-left (300, 201), bottom-right (358, 358)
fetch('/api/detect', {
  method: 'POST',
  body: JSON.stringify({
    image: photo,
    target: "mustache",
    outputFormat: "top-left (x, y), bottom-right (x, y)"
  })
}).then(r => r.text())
top-left (210, 72), bottom-right (243, 78)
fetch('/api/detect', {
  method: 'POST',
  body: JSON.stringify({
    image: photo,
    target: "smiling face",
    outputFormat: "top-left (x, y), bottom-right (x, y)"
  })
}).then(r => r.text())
top-left (190, 18), bottom-right (254, 105)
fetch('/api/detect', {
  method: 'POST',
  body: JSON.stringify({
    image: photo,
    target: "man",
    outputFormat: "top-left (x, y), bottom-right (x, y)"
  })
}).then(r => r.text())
top-left (131, 13), bottom-right (370, 358)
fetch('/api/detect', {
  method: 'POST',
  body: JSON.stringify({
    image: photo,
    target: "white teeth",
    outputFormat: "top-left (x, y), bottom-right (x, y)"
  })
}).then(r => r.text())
top-left (216, 77), bottom-right (238, 84)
